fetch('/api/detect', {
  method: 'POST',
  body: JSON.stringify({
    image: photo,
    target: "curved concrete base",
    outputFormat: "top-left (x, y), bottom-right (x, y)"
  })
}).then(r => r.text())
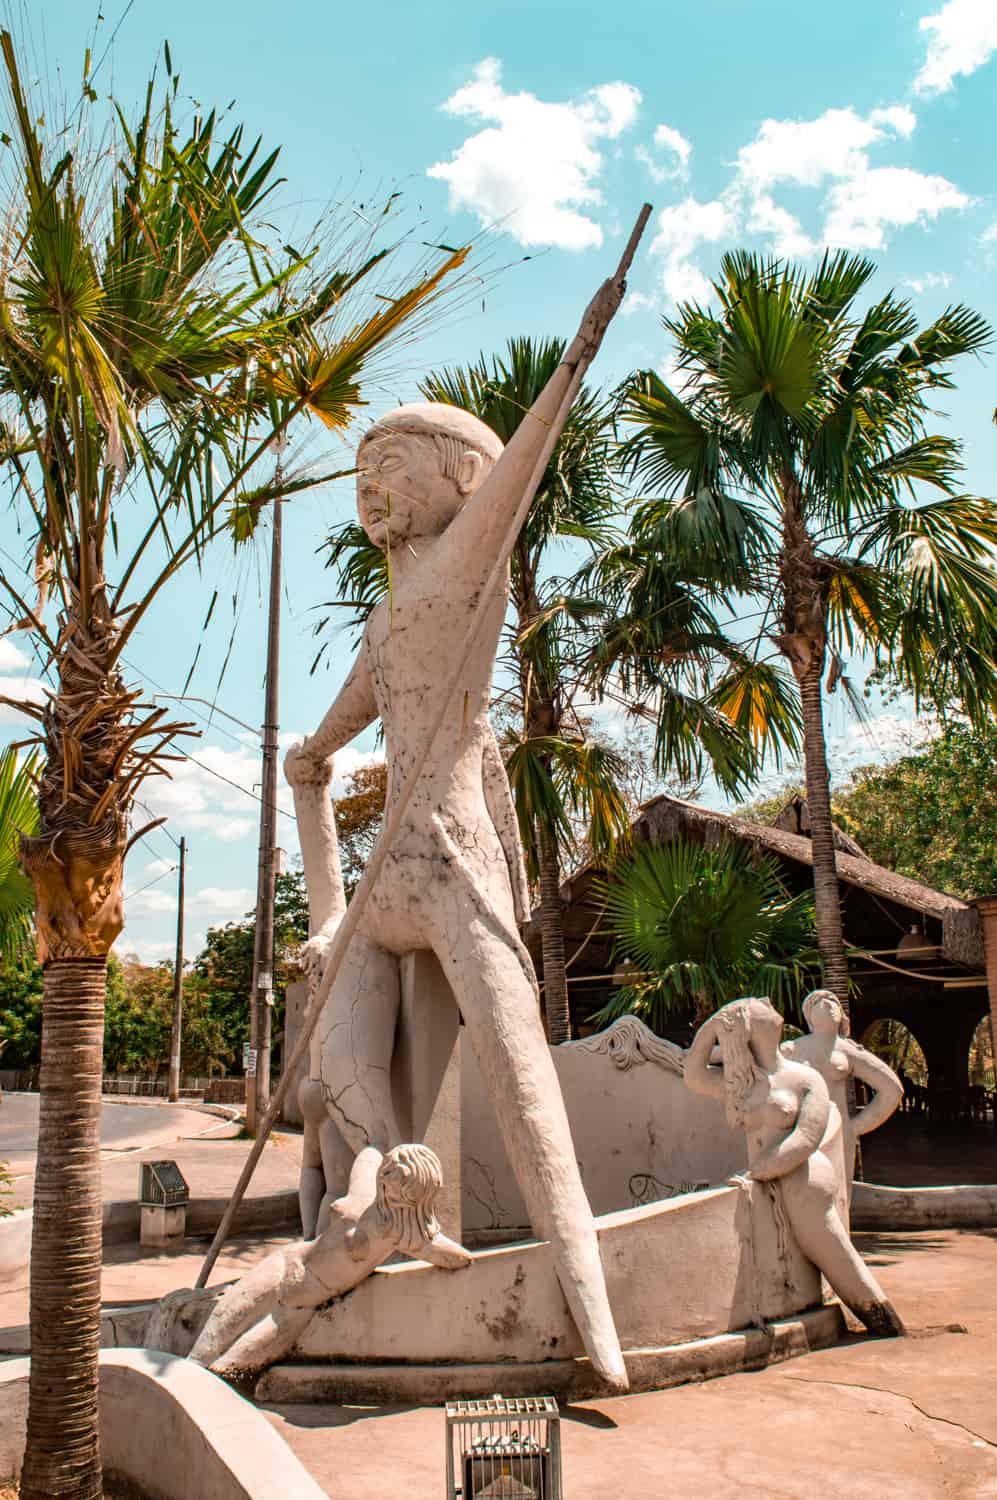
top-left (257, 1303), bottom-right (845, 1404)
top-left (852, 1181), bottom-right (997, 1230)
top-left (0, 1350), bottom-right (326, 1500)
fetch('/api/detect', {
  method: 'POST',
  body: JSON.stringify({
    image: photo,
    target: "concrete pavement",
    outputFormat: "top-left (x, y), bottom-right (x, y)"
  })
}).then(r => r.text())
top-left (262, 1229), bottom-right (997, 1499)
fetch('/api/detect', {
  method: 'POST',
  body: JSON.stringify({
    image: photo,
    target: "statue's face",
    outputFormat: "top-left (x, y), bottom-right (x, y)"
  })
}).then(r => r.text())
top-left (357, 430), bottom-right (463, 551)
top-left (746, 997), bottom-right (783, 1045)
top-left (806, 991), bottom-right (842, 1037)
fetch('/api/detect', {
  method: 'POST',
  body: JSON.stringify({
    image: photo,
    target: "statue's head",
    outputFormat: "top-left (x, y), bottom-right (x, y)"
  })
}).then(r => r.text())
top-left (713, 997), bottom-right (783, 1128)
top-left (803, 988), bottom-right (845, 1038)
top-left (356, 403), bottom-right (504, 551)
top-left (375, 1142), bottom-right (444, 1254)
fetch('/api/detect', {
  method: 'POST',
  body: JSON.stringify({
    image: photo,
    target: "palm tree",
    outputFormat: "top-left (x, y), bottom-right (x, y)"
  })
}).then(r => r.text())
top-left (591, 838), bottom-right (816, 1035)
top-left (0, 37), bottom-right (467, 1498)
top-left (0, 746), bottom-right (39, 966)
top-left (620, 251), bottom-right (997, 1012)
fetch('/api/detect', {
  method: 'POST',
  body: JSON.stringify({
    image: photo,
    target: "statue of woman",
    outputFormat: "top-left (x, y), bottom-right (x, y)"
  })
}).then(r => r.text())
top-left (784, 988), bottom-right (903, 1195)
top-left (684, 997), bottom-right (904, 1337)
top-left (189, 1144), bottom-right (470, 1372)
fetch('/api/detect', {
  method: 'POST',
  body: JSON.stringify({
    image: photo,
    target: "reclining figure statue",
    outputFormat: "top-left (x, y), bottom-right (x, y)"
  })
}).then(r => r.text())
top-left (189, 1144), bottom-right (468, 1372)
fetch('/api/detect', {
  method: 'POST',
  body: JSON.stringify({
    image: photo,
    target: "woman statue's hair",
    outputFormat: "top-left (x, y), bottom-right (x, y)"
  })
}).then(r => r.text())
top-left (375, 1143), bottom-right (443, 1254)
top-left (715, 998), bottom-right (765, 1129)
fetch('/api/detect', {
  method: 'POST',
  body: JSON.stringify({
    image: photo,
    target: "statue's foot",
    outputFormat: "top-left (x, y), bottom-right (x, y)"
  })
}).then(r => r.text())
top-left (419, 1230), bottom-right (472, 1270)
top-left (853, 1297), bottom-right (906, 1338)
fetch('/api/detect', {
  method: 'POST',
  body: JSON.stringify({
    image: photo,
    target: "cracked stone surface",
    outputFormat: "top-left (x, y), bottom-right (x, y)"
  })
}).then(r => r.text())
top-left (262, 1227), bottom-right (997, 1498)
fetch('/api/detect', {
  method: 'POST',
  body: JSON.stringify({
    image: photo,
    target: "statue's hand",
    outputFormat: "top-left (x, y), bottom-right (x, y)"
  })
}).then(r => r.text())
top-left (569, 275), bottom-right (627, 364)
top-left (284, 739), bottom-right (333, 790)
top-left (300, 929), bottom-right (337, 990)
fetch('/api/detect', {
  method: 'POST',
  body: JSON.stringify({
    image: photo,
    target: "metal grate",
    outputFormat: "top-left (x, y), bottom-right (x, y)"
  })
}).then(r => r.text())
top-left (138, 1160), bottom-right (189, 1208)
top-left (445, 1395), bottom-right (562, 1499)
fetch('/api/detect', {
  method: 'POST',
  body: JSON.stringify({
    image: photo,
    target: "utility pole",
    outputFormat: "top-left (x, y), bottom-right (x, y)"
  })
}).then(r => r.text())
top-left (167, 836), bottom-right (186, 1103)
top-left (246, 490), bottom-right (282, 1132)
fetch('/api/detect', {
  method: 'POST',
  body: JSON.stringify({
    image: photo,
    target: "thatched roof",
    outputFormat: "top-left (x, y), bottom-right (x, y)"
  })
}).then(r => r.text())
top-left (559, 793), bottom-right (984, 970)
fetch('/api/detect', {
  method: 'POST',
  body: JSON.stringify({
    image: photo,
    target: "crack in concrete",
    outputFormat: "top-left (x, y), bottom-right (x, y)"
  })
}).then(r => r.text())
top-left (784, 1375), bottom-right (997, 1451)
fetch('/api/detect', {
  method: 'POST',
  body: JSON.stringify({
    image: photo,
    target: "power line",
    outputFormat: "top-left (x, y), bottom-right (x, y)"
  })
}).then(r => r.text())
top-left (123, 865), bottom-right (177, 902)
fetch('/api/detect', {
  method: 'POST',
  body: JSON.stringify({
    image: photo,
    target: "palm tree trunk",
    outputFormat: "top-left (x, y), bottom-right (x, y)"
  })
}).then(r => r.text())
top-left (797, 656), bottom-right (850, 1007)
top-left (20, 957), bottom-right (106, 1500)
top-left (538, 819), bottom-right (570, 1043)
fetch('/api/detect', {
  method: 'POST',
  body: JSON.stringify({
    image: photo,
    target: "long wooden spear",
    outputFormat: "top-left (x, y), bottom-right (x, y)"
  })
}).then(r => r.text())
top-left (196, 203), bottom-right (652, 1289)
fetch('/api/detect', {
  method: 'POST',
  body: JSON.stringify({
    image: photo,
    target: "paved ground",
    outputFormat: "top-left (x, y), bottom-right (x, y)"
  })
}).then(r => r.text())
top-left (263, 1228), bottom-right (997, 1499)
top-left (0, 1092), bottom-right (303, 1212)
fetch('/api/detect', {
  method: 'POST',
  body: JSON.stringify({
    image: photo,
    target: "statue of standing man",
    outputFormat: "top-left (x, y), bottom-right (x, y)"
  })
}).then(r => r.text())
top-left (285, 275), bottom-right (630, 1391)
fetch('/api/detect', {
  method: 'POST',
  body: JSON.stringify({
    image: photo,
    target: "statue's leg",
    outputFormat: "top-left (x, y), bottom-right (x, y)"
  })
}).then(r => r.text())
top-left (316, 929), bottom-right (402, 1157)
top-left (427, 878), bottom-right (628, 1391)
top-left (298, 1082), bottom-right (327, 1238)
top-left (780, 1155), bottom-right (905, 1337)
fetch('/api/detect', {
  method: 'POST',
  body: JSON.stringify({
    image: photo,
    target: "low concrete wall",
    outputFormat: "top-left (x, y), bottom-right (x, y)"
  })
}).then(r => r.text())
top-left (102, 1188), bottom-right (299, 1246)
top-left (0, 1350), bottom-right (326, 1500)
top-left (461, 1017), bottom-right (746, 1233)
top-left (852, 1180), bottom-right (997, 1230)
top-left (0, 1210), bottom-right (31, 1288)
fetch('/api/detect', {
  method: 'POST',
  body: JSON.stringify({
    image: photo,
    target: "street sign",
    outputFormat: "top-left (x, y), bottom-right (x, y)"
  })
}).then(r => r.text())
top-left (244, 1048), bottom-right (258, 1078)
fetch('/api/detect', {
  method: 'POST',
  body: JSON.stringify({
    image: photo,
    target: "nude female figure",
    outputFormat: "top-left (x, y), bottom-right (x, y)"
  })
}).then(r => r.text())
top-left (190, 1145), bottom-right (469, 1372)
top-left (685, 997), bottom-right (905, 1337)
top-left (784, 988), bottom-right (903, 1202)
top-left (282, 280), bottom-right (629, 1390)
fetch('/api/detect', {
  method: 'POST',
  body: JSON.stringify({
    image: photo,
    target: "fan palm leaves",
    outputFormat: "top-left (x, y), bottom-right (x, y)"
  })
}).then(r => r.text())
top-left (0, 35), bottom-right (470, 1498)
top-left (0, 747), bottom-right (39, 965)
top-left (591, 838), bottom-right (816, 1035)
top-left (618, 249), bottom-right (997, 1010)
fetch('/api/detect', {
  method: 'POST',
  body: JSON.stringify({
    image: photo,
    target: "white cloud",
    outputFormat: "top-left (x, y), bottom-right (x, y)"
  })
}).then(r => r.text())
top-left (119, 936), bottom-right (177, 966)
top-left (635, 122), bottom-right (692, 183)
top-left (144, 857), bottom-right (175, 878)
top-left (0, 635), bottom-right (47, 723)
top-left (823, 167), bottom-right (969, 250)
top-left (982, 220), bottom-right (997, 243)
top-left (127, 887), bottom-right (177, 916)
top-left (734, 105), bottom-right (915, 194)
top-left (649, 196), bottom-right (739, 305)
top-left (427, 58), bottom-right (641, 250)
top-left (193, 886), bottom-right (255, 919)
top-left (745, 194), bottom-right (815, 259)
top-left (140, 741), bottom-right (276, 845)
top-left (0, 638), bottom-right (31, 672)
top-left (914, 0), bottom-right (997, 95)
top-left (902, 271), bottom-right (953, 293)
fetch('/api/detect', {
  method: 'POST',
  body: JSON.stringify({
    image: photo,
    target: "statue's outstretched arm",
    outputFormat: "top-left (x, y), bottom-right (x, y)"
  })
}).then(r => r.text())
top-left (482, 725), bottom-right (531, 928)
top-left (683, 1014), bottom-right (726, 1101)
top-left (843, 1040), bottom-right (903, 1138)
top-left (438, 278), bottom-right (626, 588)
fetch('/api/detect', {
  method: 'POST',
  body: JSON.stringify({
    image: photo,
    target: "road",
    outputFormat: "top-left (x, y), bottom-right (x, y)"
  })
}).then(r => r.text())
top-left (0, 1091), bottom-right (231, 1178)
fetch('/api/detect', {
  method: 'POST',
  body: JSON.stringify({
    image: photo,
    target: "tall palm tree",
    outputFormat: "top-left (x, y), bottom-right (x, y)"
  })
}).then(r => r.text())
top-left (620, 251), bottom-right (997, 1012)
top-left (0, 37), bottom-right (467, 1498)
top-left (592, 837), bottom-right (816, 1034)
top-left (0, 746), bottom-right (39, 966)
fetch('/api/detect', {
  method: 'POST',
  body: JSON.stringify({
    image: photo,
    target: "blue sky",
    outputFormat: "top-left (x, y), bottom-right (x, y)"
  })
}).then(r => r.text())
top-left (2, 0), bottom-right (996, 962)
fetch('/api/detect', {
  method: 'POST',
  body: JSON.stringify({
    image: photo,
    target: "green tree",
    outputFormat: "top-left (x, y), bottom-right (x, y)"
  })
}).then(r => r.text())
top-left (591, 838), bottom-right (816, 1036)
top-left (334, 761), bottom-right (387, 899)
top-left (0, 953), bottom-right (42, 1068)
top-left (621, 250), bottom-right (997, 1014)
top-left (834, 723), bottom-right (997, 900)
top-left (0, 35), bottom-right (467, 1494)
top-left (0, 747), bottom-right (39, 965)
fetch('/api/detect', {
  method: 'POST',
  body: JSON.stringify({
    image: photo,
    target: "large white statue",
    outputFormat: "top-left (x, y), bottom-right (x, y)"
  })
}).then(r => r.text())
top-left (684, 997), bottom-right (905, 1337)
top-left (783, 988), bottom-right (903, 1194)
top-left (283, 281), bottom-right (630, 1390)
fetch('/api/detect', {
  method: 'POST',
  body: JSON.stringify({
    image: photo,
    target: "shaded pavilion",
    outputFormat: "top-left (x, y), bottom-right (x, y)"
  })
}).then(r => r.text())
top-left (528, 793), bottom-right (995, 1100)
